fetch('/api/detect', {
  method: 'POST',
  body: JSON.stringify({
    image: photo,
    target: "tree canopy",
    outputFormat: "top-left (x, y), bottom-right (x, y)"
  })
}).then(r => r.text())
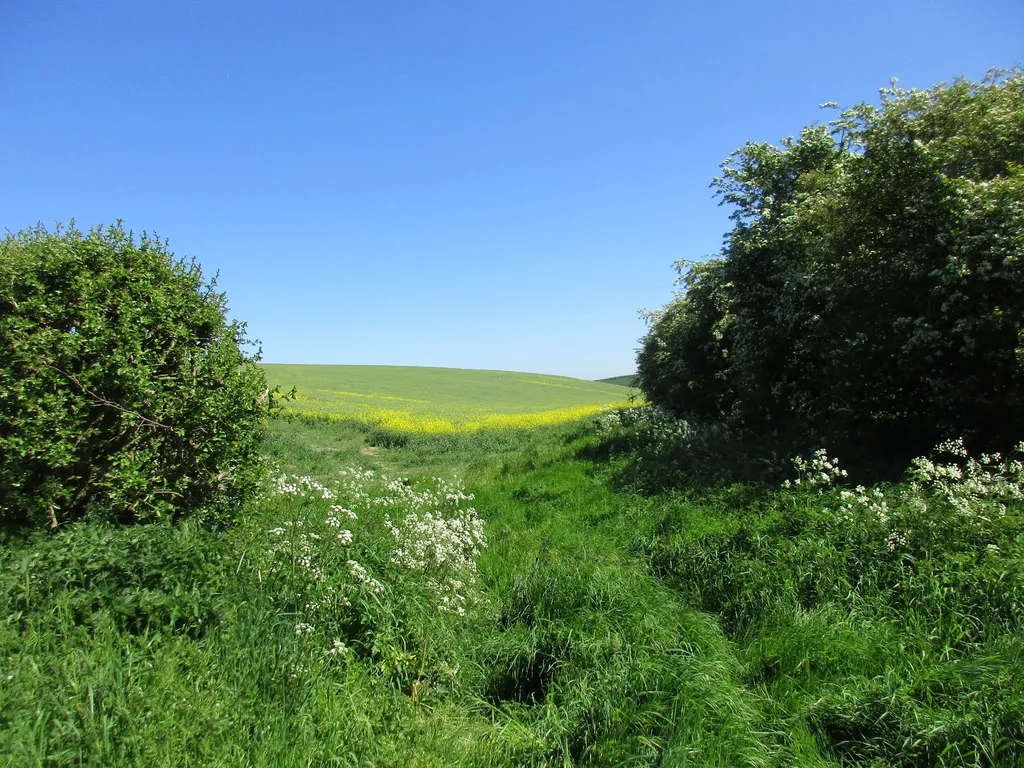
top-left (638, 69), bottom-right (1024, 466)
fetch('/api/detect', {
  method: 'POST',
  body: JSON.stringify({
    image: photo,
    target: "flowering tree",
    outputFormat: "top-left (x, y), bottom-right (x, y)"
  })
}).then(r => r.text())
top-left (638, 69), bottom-right (1024, 463)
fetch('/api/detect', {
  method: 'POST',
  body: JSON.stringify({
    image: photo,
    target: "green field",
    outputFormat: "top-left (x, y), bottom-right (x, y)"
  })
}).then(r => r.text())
top-left (263, 364), bottom-right (639, 432)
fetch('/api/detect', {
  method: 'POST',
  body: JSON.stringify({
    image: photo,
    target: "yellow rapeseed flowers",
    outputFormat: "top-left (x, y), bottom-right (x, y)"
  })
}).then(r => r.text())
top-left (284, 401), bottom-right (639, 434)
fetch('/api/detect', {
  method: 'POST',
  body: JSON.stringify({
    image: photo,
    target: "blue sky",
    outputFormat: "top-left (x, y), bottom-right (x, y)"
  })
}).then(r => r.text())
top-left (2, 1), bottom-right (1021, 379)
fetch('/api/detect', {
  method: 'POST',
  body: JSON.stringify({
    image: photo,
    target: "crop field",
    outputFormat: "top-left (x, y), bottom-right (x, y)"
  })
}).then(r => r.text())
top-left (262, 364), bottom-right (639, 432)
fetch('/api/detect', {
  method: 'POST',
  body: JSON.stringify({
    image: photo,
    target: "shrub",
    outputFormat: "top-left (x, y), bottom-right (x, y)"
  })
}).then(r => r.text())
top-left (0, 222), bottom-right (276, 528)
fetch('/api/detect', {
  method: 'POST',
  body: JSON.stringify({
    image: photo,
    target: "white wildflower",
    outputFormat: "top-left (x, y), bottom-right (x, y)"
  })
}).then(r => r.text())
top-left (328, 639), bottom-right (349, 657)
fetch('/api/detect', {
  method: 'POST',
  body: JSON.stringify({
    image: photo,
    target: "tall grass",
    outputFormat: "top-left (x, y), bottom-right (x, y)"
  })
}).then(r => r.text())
top-left (2, 410), bottom-right (1021, 765)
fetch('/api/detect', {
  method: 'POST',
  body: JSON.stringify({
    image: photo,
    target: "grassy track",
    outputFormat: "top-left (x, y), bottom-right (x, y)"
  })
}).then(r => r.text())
top-left (262, 364), bottom-right (639, 432)
top-left (3, 386), bottom-right (1022, 765)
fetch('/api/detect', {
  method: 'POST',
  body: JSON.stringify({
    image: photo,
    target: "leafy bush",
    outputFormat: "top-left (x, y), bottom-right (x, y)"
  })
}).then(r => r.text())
top-left (638, 69), bottom-right (1024, 466)
top-left (0, 223), bottom-right (276, 528)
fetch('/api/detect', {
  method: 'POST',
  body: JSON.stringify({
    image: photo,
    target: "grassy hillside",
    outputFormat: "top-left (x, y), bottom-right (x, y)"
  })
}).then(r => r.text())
top-left (596, 374), bottom-right (637, 387)
top-left (263, 364), bottom-right (639, 432)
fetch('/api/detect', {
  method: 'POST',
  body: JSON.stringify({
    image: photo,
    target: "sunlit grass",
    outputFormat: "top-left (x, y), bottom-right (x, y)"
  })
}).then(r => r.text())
top-left (4, 403), bottom-right (1022, 766)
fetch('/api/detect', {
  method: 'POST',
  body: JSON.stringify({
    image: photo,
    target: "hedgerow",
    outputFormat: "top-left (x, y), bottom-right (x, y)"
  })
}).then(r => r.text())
top-left (638, 69), bottom-right (1024, 467)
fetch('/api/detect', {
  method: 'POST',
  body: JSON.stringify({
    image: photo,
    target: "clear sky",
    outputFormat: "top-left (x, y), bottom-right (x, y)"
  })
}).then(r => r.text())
top-left (2, 1), bottom-right (1020, 379)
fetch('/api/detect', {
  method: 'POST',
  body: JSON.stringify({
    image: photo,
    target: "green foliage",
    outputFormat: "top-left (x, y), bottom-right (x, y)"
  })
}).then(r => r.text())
top-left (628, 435), bottom-right (1024, 765)
top-left (590, 404), bottom-right (785, 489)
top-left (0, 223), bottom-right (276, 528)
top-left (2, 406), bottom-right (1023, 765)
top-left (639, 69), bottom-right (1024, 464)
top-left (480, 556), bottom-right (773, 766)
top-left (1, 521), bottom-right (228, 638)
